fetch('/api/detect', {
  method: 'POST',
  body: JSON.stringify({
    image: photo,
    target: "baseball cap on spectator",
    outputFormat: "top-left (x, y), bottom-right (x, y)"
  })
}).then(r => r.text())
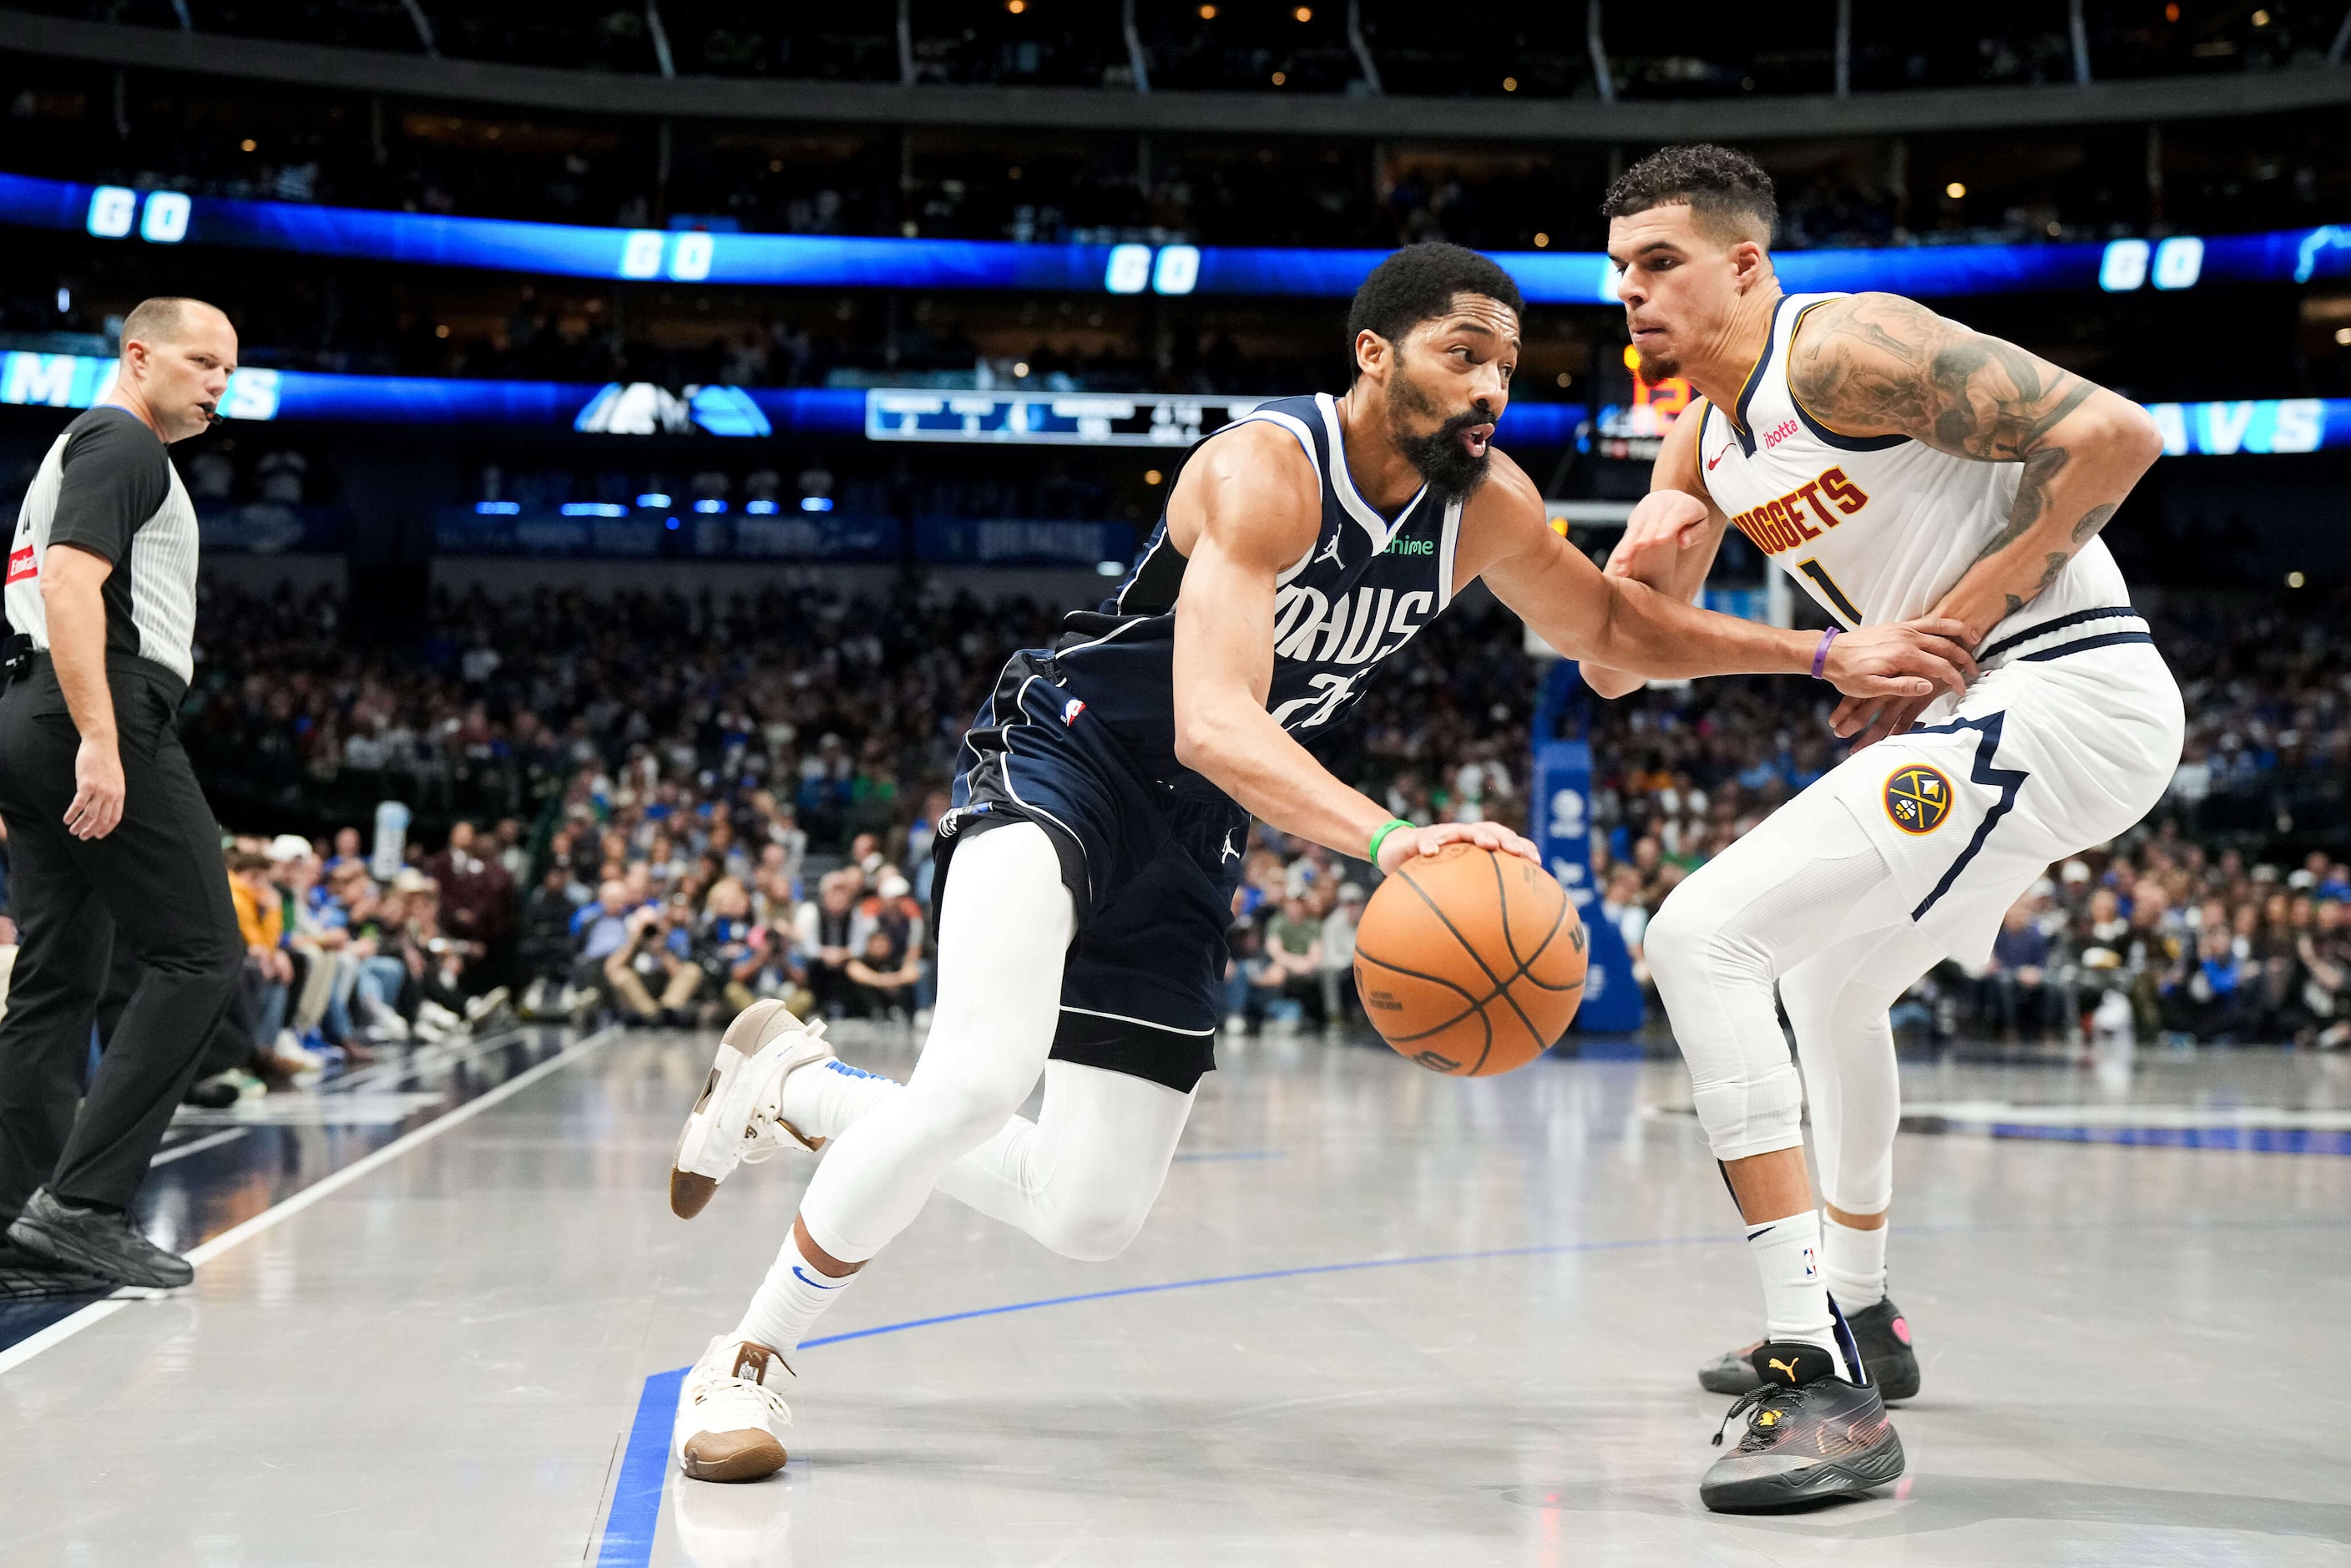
top-left (266, 834), bottom-right (315, 862)
top-left (392, 868), bottom-right (436, 893)
top-left (878, 872), bottom-right (911, 899)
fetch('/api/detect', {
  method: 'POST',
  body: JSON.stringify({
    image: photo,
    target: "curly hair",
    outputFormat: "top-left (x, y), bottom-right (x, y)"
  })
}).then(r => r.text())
top-left (1344, 241), bottom-right (1524, 379)
top-left (1600, 144), bottom-right (1777, 244)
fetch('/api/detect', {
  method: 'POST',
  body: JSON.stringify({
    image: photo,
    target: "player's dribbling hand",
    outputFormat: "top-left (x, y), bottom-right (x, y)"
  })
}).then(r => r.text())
top-left (1377, 820), bottom-right (1541, 876)
top-left (1818, 619), bottom-right (1977, 708)
top-left (64, 735), bottom-right (125, 840)
top-left (1602, 489), bottom-right (1713, 589)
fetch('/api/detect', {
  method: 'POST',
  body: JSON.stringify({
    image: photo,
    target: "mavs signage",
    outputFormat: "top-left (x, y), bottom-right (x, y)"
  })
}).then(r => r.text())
top-left (1529, 663), bottom-right (1643, 1035)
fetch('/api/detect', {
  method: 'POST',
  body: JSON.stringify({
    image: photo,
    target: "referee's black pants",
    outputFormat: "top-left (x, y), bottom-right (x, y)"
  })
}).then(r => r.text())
top-left (0, 655), bottom-right (241, 1222)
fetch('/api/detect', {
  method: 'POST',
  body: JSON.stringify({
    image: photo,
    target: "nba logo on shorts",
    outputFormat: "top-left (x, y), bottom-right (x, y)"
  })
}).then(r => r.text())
top-left (1883, 764), bottom-right (1953, 835)
top-left (1061, 698), bottom-right (1086, 725)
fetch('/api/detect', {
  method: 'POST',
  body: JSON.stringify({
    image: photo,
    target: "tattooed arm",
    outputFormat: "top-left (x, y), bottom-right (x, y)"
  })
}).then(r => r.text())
top-left (1787, 291), bottom-right (2165, 744)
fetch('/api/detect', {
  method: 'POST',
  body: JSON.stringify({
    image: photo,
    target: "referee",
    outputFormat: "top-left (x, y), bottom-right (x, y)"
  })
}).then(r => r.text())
top-left (0, 297), bottom-right (244, 1292)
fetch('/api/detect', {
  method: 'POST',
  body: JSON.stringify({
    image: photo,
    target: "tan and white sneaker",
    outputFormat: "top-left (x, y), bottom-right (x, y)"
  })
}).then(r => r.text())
top-left (670, 999), bottom-right (833, 1219)
top-left (675, 1336), bottom-right (794, 1483)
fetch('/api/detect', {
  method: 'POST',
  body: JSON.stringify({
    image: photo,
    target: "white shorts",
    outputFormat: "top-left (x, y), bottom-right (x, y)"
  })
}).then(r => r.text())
top-left (1815, 617), bottom-right (2182, 968)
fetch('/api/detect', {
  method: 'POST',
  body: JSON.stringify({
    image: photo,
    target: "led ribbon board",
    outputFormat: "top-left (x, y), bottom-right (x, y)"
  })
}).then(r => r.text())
top-left (2, 352), bottom-right (2343, 453)
top-left (12, 172), bottom-right (2351, 301)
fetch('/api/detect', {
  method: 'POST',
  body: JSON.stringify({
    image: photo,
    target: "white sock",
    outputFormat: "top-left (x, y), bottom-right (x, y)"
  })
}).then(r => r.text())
top-left (1821, 1214), bottom-right (1888, 1310)
top-left (734, 1241), bottom-right (859, 1355)
top-left (1747, 1210), bottom-right (1843, 1369)
top-left (777, 1057), bottom-right (903, 1142)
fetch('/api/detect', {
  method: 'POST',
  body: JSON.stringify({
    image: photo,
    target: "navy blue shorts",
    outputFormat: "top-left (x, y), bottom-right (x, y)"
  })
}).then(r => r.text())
top-left (933, 651), bottom-right (1247, 1093)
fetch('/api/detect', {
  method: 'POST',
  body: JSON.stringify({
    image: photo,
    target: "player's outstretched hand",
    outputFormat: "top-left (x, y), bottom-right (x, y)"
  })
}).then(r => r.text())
top-left (1819, 619), bottom-right (1976, 705)
top-left (1377, 820), bottom-right (1542, 877)
top-left (1602, 489), bottom-right (1713, 589)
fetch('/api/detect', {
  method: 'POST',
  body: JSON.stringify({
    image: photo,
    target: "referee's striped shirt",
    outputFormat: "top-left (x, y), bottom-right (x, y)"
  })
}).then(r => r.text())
top-left (4, 405), bottom-right (201, 685)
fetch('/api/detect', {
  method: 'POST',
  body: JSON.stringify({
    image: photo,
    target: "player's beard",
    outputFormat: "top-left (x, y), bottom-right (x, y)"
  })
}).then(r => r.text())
top-left (1384, 360), bottom-right (1493, 500)
top-left (1633, 344), bottom-right (1681, 384)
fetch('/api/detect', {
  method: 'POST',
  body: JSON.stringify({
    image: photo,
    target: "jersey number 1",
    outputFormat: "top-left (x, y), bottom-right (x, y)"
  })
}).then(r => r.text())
top-left (1792, 558), bottom-right (1863, 627)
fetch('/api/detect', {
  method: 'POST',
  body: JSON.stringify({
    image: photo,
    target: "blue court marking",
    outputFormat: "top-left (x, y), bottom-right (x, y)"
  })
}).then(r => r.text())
top-left (596, 1367), bottom-right (685, 1568)
top-left (1986, 1122), bottom-right (2351, 1156)
top-left (595, 1214), bottom-right (2351, 1565)
top-left (794, 1232), bottom-right (1724, 1350)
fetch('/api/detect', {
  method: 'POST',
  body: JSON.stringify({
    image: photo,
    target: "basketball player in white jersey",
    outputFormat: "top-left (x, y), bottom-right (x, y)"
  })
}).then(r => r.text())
top-left (1580, 145), bottom-right (2183, 1511)
top-left (656, 244), bottom-right (1982, 1485)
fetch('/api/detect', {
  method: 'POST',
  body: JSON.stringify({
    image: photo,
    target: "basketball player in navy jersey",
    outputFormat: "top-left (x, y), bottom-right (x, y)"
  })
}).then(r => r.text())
top-left (659, 243), bottom-right (1980, 1482)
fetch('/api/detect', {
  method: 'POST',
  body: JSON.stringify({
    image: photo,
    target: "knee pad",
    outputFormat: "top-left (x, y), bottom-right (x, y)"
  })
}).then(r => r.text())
top-left (1689, 1058), bottom-right (1805, 1164)
top-left (1035, 1192), bottom-right (1151, 1263)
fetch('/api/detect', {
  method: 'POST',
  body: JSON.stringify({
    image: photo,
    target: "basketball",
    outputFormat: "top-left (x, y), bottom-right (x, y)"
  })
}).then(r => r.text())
top-left (1352, 843), bottom-right (1587, 1075)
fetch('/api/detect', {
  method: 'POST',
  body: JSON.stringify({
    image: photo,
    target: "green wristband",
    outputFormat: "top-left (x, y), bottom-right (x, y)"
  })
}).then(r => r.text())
top-left (1367, 817), bottom-right (1413, 866)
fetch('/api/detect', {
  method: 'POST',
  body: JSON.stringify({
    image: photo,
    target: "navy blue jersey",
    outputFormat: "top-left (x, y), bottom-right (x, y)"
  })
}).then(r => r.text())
top-left (1049, 392), bottom-right (1464, 780)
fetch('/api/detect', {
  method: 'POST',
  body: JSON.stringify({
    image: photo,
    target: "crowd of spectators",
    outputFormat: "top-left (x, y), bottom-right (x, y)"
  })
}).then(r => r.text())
top-left (8, 571), bottom-right (2344, 1096)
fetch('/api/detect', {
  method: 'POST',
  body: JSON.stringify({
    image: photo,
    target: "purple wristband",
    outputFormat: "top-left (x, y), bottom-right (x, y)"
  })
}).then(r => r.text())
top-left (1810, 626), bottom-right (1841, 680)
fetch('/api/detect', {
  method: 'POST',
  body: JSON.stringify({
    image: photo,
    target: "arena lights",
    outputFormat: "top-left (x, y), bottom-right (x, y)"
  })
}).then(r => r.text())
top-left (12, 172), bottom-right (2351, 301)
top-left (2, 352), bottom-right (2343, 455)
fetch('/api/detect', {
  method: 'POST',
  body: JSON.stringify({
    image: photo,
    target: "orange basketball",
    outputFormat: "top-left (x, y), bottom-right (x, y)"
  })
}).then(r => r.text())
top-left (1352, 843), bottom-right (1586, 1075)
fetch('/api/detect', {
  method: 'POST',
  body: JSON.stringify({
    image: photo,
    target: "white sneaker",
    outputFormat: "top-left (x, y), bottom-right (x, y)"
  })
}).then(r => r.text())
top-left (273, 1030), bottom-right (326, 1071)
top-left (418, 999), bottom-right (467, 1034)
top-left (463, 985), bottom-right (512, 1024)
top-left (670, 999), bottom-right (833, 1219)
top-left (674, 1336), bottom-right (793, 1484)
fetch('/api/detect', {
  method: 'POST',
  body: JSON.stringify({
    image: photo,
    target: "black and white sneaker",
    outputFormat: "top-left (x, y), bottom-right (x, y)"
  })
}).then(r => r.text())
top-left (1699, 1341), bottom-right (1905, 1513)
top-left (1698, 1296), bottom-right (1920, 1402)
top-left (6, 1188), bottom-right (194, 1290)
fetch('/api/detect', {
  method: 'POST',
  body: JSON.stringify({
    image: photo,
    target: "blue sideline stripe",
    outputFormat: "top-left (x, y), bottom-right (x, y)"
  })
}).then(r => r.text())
top-left (595, 1367), bottom-right (685, 1568)
top-left (1986, 1122), bottom-right (2351, 1155)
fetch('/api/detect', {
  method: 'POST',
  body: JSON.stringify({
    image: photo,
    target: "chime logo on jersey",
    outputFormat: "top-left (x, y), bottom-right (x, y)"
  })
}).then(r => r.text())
top-left (1883, 764), bottom-right (1954, 835)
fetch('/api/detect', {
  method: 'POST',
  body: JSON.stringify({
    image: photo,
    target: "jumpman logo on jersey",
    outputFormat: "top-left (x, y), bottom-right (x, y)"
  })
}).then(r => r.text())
top-left (1220, 830), bottom-right (1241, 862)
top-left (1312, 532), bottom-right (1344, 568)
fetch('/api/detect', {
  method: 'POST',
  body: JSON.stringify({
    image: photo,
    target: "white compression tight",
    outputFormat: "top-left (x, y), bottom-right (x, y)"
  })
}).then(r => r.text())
top-left (1779, 920), bottom-right (1939, 1216)
top-left (793, 822), bottom-right (1196, 1265)
top-left (1645, 784), bottom-right (1930, 1180)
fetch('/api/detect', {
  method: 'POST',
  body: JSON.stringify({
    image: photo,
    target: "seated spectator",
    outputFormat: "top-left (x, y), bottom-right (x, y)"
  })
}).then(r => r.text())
top-left (796, 871), bottom-right (860, 1017)
top-left (1320, 882), bottom-right (1365, 1030)
top-left (604, 898), bottom-right (703, 1025)
top-left (1247, 894), bottom-right (1325, 1031)
top-left (1980, 897), bottom-right (2060, 1043)
top-left (518, 862), bottom-right (587, 1016)
top-left (844, 926), bottom-right (922, 1020)
top-left (427, 820), bottom-right (517, 990)
top-left (697, 878), bottom-right (764, 1017)
top-left (1598, 866), bottom-right (1651, 988)
top-left (228, 849), bottom-right (312, 1077)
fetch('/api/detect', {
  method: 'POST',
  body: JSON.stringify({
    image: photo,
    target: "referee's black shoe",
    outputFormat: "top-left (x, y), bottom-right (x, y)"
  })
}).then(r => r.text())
top-left (1700, 1341), bottom-right (1904, 1513)
top-left (7, 1187), bottom-right (194, 1290)
top-left (1698, 1297), bottom-right (1921, 1402)
top-left (0, 1240), bottom-right (114, 1302)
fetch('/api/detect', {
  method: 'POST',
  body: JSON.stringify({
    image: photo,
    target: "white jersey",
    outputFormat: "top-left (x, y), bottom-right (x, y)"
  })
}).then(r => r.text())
top-left (1695, 291), bottom-right (2133, 659)
top-left (1679, 291), bottom-right (2181, 969)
